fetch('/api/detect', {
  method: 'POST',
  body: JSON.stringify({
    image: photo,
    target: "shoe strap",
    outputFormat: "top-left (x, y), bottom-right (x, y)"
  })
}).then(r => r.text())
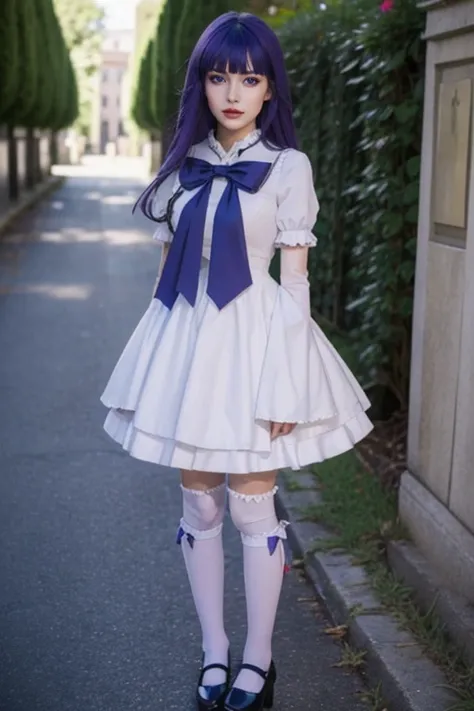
top-left (239, 663), bottom-right (267, 680)
top-left (202, 662), bottom-right (229, 674)
top-left (198, 661), bottom-right (229, 687)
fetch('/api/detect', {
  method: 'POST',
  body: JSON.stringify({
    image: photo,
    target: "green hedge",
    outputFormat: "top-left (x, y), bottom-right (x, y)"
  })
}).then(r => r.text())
top-left (279, 0), bottom-right (425, 414)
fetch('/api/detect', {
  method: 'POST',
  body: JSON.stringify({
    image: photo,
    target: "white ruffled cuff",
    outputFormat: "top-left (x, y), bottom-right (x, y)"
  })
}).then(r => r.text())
top-left (152, 223), bottom-right (172, 243)
top-left (240, 520), bottom-right (290, 549)
top-left (274, 230), bottom-right (317, 248)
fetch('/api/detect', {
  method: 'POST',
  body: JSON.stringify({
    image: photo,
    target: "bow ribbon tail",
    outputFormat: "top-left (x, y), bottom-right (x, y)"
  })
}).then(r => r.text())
top-left (154, 229), bottom-right (187, 307)
top-left (207, 182), bottom-right (253, 310)
top-left (155, 184), bottom-right (209, 309)
top-left (176, 184), bottom-right (211, 306)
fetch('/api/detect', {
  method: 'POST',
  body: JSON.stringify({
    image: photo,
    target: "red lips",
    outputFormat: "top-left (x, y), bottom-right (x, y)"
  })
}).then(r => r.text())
top-left (223, 109), bottom-right (244, 116)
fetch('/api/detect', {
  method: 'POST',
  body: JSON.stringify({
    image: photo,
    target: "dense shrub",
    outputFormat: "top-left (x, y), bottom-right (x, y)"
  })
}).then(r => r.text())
top-left (279, 0), bottom-right (425, 413)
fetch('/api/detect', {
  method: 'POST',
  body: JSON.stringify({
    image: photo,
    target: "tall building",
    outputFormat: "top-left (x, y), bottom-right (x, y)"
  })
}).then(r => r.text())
top-left (90, 30), bottom-right (134, 154)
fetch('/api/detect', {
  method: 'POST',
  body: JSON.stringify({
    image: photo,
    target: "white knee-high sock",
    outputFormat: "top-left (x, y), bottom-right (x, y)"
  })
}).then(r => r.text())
top-left (228, 486), bottom-right (288, 693)
top-left (179, 483), bottom-right (229, 687)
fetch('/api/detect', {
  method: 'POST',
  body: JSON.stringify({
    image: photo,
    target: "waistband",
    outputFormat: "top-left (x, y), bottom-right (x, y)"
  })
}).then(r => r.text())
top-left (200, 253), bottom-right (271, 273)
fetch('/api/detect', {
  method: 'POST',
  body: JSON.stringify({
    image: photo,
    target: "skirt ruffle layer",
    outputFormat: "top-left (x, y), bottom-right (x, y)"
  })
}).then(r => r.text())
top-left (101, 261), bottom-right (373, 473)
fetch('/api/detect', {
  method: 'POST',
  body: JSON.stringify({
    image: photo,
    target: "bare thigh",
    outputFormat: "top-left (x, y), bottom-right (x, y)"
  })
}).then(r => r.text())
top-left (228, 470), bottom-right (278, 495)
top-left (180, 469), bottom-right (226, 491)
top-left (180, 470), bottom-right (278, 494)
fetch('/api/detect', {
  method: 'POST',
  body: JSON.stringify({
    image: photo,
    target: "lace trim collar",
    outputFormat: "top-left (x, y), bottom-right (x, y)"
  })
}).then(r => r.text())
top-left (207, 128), bottom-right (262, 161)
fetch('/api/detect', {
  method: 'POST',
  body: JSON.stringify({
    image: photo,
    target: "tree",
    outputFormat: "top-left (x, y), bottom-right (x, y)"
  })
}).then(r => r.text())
top-left (150, 0), bottom-right (187, 146)
top-left (53, 0), bottom-right (104, 135)
top-left (33, 0), bottom-right (59, 129)
top-left (131, 38), bottom-right (158, 133)
top-left (149, 0), bottom-right (170, 129)
top-left (0, 0), bottom-right (20, 124)
top-left (2, 0), bottom-right (39, 126)
top-left (60, 59), bottom-right (80, 129)
top-left (49, 6), bottom-right (79, 131)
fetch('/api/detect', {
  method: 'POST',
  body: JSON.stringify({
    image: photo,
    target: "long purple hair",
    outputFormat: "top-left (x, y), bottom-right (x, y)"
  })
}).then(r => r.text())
top-left (135, 11), bottom-right (298, 222)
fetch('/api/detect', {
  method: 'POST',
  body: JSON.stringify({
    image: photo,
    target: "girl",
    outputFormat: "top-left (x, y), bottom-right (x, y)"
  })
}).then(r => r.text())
top-left (101, 11), bottom-right (372, 711)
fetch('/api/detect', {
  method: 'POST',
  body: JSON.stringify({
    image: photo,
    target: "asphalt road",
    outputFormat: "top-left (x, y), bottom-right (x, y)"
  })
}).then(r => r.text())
top-left (0, 158), bottom-right (369, 711)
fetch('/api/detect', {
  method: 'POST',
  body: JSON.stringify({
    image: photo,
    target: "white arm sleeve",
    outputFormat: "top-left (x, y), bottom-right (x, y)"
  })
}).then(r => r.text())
top-left (279, 246), bottom-right (311, 320)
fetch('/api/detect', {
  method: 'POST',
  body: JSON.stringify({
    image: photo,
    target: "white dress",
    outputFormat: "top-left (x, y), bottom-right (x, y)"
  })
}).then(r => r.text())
top-left (101, 129), bottom-right (373, 473)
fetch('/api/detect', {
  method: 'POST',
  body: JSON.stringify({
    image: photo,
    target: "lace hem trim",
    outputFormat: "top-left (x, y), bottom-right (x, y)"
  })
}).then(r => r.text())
top-left (274, 230), bottom-right (318, 247)
top-left (180, 482), bottom-right (226, 497)
top-left (227, 485), bottom-right (279, 503)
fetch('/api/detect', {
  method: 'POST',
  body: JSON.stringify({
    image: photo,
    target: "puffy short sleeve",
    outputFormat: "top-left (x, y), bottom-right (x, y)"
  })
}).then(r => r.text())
top-left (150, 171), bottom-right (177, 244)
top-left (274, 150), bottom-right (319, 248)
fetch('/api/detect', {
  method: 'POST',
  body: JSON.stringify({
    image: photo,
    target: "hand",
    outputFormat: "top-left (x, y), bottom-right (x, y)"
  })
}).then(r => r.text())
top-left (270, 421), bottom-right (297, 440)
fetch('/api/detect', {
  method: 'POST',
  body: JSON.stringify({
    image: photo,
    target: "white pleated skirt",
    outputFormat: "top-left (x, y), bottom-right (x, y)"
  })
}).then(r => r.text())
top-left (101, 257), bottom-right (373, 473)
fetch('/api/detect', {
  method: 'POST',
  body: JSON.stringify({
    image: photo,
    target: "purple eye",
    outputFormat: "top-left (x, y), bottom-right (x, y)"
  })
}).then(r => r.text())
top-left (244, 77), bottom-right (260, 87)
top-left (209, 74), bottom-right (225, 84)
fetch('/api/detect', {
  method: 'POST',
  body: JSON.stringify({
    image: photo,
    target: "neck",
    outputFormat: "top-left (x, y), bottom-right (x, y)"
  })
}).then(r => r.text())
top-left (215, 122), bottom-right (257, 152)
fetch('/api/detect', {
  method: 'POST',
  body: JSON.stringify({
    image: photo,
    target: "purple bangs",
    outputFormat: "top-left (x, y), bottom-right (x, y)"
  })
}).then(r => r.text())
top-left (135, 12), bottom-right (298, 222)
top-left (198, 17), bottom-right (274, 80)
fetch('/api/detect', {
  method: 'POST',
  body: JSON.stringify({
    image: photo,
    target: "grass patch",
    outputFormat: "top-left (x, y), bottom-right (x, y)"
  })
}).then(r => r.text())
top-left (304, 450), bottom-right (474, 703)
top-left (281, 476), bottom-right (307, 492)
top-left (358, 681), bottom-right (387, 711)
top-left (306, 452), bottom-right (405, 553)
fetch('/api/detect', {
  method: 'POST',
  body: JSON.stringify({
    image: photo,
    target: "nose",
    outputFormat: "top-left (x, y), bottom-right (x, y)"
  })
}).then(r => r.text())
top-left (226, 77), bottom-right (241, 104)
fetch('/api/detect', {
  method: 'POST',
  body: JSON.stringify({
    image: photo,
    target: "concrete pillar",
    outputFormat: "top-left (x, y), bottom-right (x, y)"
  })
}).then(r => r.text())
top-left (400, 0), bottom-right (474, 602)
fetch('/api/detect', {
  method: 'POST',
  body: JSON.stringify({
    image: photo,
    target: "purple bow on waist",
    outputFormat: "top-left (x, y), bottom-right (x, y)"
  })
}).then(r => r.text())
top-left (154, 156), bottom-right (272, 310)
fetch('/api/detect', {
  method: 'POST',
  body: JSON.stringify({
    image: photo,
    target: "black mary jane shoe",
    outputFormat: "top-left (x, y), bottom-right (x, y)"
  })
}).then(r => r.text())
top-left (196, 652), bottom-right (231, 711)
top-left (224, 661), bottom-right (276, 711)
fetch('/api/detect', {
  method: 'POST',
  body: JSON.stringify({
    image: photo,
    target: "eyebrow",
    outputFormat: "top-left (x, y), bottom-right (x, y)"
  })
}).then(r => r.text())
top-left (209, 69), bottom-right (259, 76)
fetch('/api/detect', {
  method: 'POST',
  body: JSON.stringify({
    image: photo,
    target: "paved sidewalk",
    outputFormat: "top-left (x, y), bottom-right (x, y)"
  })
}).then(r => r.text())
top-left (0, 158), bottom-right (370, 711)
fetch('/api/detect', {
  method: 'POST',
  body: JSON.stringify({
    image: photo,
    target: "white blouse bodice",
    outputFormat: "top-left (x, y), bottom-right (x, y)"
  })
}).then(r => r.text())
top-left (151, 129), bottom-right (319, 266)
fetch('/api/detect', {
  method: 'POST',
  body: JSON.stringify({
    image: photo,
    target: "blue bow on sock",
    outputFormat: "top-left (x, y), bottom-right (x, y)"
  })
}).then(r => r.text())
top-left (176, 526), bottom-right (195, 548)
top-left (154, 156), bottom-right (272, 310)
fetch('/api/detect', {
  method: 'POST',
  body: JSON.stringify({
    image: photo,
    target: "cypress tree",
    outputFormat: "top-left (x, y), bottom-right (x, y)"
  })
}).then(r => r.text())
top-left (60, 58), bottom-right (79, 129)
top-left (150, 10), bottom-right (167, 129)
top-left (0, 0), bottom-right (20, 123)
top-left (152, 0), bottom-right (187, 146)
top-left (32, 0), bottom-right (57, 129)
top-left (131, 38), bottom-right (157, 132)
top-left (48, 6), bottom-right (72, 130)
top-left (0, 0), bottom-right (20, 199)
top-left (5, 0), bottom-right (41, 188)
top-left (47, 8), bottom-right (78, 166)
top-left (43, 0), bottom-right (69, 130)
top-left (17, 1), bottom-right (40, 124)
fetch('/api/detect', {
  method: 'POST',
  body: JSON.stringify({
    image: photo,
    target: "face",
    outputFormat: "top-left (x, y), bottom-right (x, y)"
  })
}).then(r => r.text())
top-left (204, 61), bottom-right (272, 136)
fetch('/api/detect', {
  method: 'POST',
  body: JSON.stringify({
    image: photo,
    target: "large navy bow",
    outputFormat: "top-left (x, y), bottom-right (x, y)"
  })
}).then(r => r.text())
top-left (154, 156), bottom-right (272, 310)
